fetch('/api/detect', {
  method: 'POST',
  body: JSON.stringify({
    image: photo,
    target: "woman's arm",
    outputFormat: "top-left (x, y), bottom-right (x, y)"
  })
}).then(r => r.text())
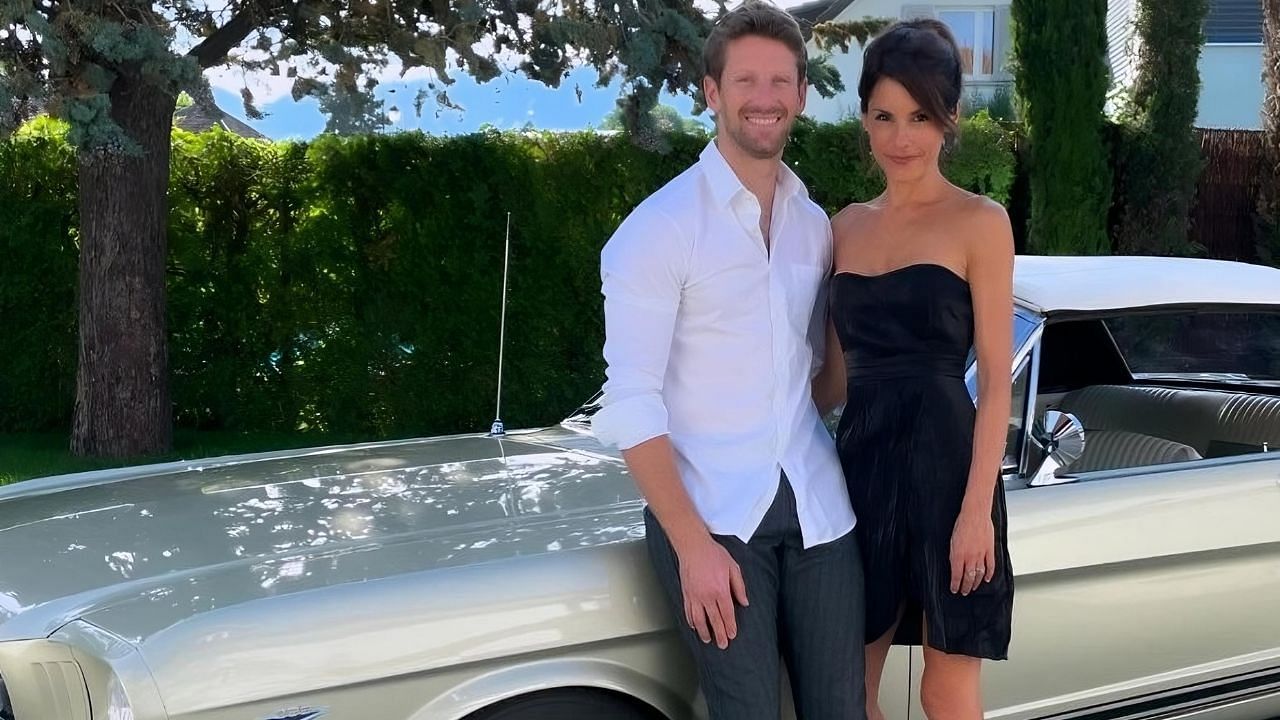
top-left (813, 315), bottom-right (847, 416)
top-left (813, 210), bottom-right (858, 416)
top-left (949, 198), bottom-right (1015, 596)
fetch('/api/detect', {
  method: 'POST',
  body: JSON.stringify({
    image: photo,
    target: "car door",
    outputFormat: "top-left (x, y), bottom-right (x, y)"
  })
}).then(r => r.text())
top-left (823, 306), bottom-right (1275, 719)
top-left (975, 452), bottom-right (1280, 720)
top-left (911, 330), bottom-right (1280, 720)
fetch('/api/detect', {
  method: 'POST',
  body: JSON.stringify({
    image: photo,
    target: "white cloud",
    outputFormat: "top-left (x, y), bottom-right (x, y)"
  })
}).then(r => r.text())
top-left (205, 49), bottom-right (504, 110)
top-left (206, 64), bottom-right (297, 105)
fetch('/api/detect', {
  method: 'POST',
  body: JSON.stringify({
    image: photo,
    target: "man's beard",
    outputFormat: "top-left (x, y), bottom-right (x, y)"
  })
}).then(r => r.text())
top-left (723, 112), bottom-right (793, 160)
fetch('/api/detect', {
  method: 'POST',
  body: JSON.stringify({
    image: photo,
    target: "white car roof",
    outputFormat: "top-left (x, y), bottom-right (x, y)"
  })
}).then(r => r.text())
top-left (1014, 255), bottom-right (1280, 314)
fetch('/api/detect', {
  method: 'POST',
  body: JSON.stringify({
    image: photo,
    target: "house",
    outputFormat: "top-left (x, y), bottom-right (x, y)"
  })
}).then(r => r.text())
top-left (1108, 0), bottom-right (1265, 129)
top-left (792, 0), bottom-right (1014, 123)
top-left (793, 0), bottom-right (1267, 130)
top-left (173, 101), bottom-right (268, 140)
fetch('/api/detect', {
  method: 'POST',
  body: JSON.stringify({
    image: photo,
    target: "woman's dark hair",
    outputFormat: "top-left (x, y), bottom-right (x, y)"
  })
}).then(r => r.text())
top-left (858, 19), bottom-right (964, 138)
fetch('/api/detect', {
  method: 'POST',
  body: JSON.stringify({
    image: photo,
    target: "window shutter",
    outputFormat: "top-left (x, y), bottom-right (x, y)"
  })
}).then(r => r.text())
top-left (901, 4), bottom-right (936, 20)
top-left (1205, 0), bottom-right (1263, 44)
top-left (994, 4), bottom-right (1013, 79)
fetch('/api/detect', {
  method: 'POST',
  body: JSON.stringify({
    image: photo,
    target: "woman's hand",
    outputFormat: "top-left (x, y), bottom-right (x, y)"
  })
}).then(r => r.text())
top-left (949, 503), bottom-right (995, 595)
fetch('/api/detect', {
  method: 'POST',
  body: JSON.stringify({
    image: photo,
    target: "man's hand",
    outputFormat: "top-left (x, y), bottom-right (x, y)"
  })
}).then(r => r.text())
top-left (675, 534), bottom-right (749, 649)
top-left (619, 436), bottom-right (748, 648)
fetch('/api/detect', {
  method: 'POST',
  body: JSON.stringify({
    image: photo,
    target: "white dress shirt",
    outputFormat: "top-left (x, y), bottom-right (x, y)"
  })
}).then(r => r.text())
top-left (592, 141), bottom-right (856, 548)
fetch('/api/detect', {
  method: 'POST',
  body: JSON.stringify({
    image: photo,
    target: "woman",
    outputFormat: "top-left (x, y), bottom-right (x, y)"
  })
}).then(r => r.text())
top-left (812, 19), bottom-right (1016, 720)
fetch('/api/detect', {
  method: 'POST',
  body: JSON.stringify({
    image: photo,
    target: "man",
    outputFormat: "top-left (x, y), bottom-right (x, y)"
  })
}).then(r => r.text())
top-left (591, 2), bottom-right (866, 718)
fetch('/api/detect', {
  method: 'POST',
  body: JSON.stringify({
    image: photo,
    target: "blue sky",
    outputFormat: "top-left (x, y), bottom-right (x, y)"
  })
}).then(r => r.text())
top-left (210, 64), bottom-right (708, 141)
top-left (201, 0), bottom-right (823, 140)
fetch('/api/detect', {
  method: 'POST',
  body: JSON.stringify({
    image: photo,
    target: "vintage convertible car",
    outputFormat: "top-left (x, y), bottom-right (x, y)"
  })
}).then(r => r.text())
top-left (1, 256), bottom-right (1278, 720)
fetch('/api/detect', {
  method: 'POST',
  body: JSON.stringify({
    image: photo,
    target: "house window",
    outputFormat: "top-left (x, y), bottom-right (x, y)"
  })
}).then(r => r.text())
top-left (1205, 0), bottom-right (1263, 43)
top-left (939, 9), bottom-right (998, 78)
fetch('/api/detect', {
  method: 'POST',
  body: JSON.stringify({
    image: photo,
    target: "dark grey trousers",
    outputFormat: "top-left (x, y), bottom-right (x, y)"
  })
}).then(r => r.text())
top-left (644, 474), bottom-right (867, 720)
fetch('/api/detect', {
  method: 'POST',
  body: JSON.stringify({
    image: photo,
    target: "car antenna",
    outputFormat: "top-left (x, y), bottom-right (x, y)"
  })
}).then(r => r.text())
top-left (489, 211), bottom-right (512, 438)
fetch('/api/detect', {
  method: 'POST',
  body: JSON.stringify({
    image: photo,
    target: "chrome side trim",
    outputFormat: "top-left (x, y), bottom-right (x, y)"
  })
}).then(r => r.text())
top-left (1032, 666), bottom-right (1280, 720)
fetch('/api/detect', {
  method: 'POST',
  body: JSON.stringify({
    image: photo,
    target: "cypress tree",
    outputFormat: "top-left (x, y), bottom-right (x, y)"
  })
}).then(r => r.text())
top-left (1012, 0), bottom-right (1113, 255)
top-left (1260, 0), bottom-right (1280, 263)
top-left (1115, 0), bottom-right (1209, 256)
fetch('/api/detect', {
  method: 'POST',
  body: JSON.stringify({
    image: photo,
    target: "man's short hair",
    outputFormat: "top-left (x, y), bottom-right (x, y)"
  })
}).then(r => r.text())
top-left (702, 0), bottom-right (808, 84)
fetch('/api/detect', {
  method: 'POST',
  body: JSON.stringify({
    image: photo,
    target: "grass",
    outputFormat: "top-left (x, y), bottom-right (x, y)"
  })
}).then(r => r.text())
top-left (0, 430), bottom-right (371, 486)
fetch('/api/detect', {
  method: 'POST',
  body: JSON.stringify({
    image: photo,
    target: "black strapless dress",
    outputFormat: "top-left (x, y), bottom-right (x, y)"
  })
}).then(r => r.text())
top-left (831, 263), bottom-right (1013, 660)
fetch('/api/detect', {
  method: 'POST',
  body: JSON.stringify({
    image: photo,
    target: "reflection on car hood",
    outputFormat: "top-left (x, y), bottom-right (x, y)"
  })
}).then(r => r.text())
top-left (0, 427), bottom-right (641, 641)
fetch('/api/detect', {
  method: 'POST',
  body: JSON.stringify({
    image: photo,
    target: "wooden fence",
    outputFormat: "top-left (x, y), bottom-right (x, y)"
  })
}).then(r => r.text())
top-left (1192, 129), bottom-right (1267, 262)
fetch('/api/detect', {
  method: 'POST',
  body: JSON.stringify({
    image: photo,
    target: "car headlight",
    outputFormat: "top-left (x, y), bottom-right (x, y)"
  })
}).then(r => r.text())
top-left (0, 640), bottom-right (91, 720)
top-left (107, 673), bottom-right (134, 720)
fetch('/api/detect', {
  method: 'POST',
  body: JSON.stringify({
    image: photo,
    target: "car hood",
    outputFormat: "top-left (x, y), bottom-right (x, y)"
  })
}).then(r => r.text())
top-left (0, 426), bottom-right (642, 641)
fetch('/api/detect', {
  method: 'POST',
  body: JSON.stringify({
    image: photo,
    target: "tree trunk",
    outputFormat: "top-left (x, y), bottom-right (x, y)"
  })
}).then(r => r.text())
top-left (70, 70), bottom-right (175, 458)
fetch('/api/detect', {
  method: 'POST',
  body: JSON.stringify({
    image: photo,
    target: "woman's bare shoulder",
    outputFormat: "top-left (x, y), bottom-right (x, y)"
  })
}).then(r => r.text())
top-left (831, 199), bottom-right (881, 236)
top-left (954, 194), bottom-right (1014, 270)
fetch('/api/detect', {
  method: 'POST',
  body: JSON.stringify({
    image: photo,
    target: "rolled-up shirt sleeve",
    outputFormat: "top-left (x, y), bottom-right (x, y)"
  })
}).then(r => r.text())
top-left (591, 207), bottom-right (688, 450)
top-left (809, 218), bottom-right (834, 380)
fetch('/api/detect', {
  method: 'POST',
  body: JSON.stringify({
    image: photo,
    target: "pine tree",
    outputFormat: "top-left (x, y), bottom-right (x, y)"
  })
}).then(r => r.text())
top-left (810, 17), bottom-right (891, 54)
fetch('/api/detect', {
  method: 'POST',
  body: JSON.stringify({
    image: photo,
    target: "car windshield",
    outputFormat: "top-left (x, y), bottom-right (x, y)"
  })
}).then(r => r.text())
top-left (965, 309), bottom-right (1042, 398)
top-left (1106, 311), bottom-right (1280, 384)
top-left (563, 391), bottom-right (603, 425)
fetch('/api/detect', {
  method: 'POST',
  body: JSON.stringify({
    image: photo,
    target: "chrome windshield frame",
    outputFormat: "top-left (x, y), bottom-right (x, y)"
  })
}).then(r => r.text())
top-left (973, 304), bottom-right (1046, 485)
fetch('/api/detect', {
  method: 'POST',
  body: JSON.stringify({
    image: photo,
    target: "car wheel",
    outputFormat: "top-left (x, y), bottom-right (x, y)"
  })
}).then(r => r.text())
top-left (468, 687), bottom-right (662, 720)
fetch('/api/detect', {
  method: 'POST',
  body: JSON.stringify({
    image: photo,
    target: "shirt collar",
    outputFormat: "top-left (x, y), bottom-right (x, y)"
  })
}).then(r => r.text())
top-left (699, 139), bottom-right (808, 209)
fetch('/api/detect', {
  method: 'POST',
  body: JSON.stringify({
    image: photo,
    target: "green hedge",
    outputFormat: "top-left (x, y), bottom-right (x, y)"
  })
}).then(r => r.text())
top-left (0, 120), bottom-right (79, 433)
top-left (792, 112), bottom-right (1017, 210)
top-left (0, 117), bottom-right (1015, 437)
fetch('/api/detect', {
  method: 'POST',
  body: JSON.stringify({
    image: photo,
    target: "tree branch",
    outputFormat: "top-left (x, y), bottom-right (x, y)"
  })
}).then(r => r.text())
top-left (187, 2), bottom-right (273, 69)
